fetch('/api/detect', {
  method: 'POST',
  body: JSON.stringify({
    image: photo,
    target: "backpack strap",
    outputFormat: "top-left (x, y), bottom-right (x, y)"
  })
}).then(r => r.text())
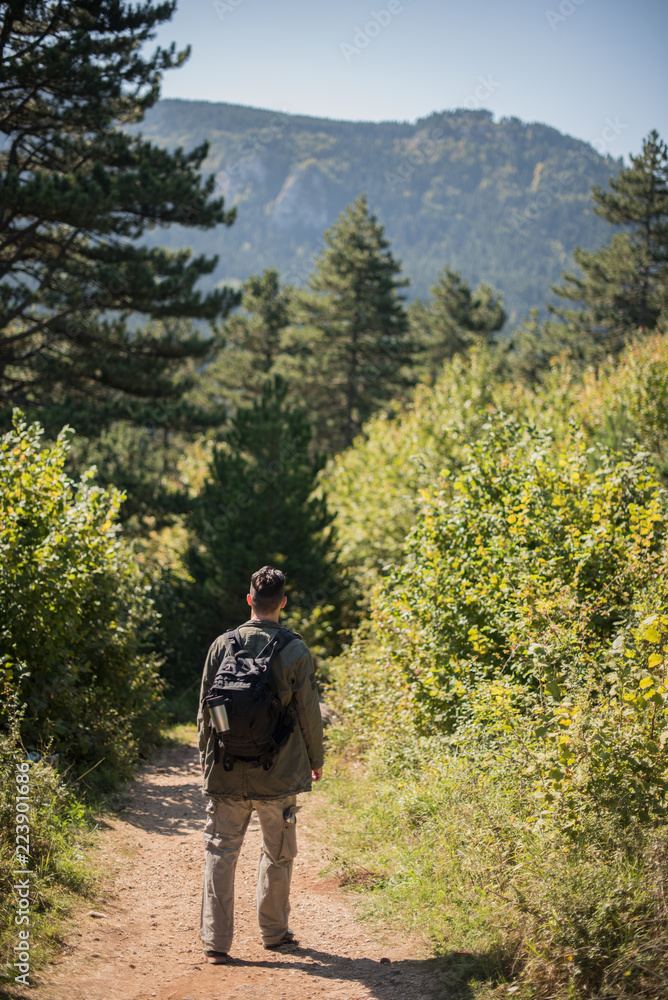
top-left (220, 626), bottom-right (294, 666)
top-left (253, 627), bottom-right (295, 667)
top-left (221, 629), bottom-right (242, 659)
top-left (259, 628), bottom-right (297, 768)
top-left (202, 631), bottom-right (239, 709)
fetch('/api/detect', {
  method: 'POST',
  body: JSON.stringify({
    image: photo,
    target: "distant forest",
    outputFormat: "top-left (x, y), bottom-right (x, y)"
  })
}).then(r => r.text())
top-left (133, 99), bottom-right (621, 324)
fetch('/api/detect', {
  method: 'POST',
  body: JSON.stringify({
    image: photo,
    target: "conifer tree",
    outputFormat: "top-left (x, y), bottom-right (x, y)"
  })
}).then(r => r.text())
top-left (552, 130), bottom-right (668, 355)
top-left (410, 267), bottom-right (506, 380)
top-left (297, 195), bottom-right (410, 451)
top-left (0, 0), bottom-right (238, 424)
top-left (204, 269), bottom-right (294, 409)
top-left (185, 378), bottom-right (337, 652)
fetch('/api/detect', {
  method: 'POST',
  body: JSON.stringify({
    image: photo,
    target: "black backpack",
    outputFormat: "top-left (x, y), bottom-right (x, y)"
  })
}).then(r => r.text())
top-left (204, 627), bottom-right (296, 771)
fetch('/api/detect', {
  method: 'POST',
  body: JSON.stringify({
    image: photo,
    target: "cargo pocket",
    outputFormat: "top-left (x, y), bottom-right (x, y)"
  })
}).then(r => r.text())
top-left (203, 798), bottom-right (251, 853)
top-left (279, 804), bottom-right (300, 862)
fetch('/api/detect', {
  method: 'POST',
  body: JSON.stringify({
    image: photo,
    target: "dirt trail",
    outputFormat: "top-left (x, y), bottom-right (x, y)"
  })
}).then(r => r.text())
top-left (24, 739), bottom-right (440, 1000)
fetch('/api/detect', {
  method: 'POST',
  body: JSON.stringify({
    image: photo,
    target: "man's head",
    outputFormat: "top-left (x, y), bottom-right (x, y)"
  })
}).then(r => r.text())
top-left (247, 565), bottom-right (287, 620)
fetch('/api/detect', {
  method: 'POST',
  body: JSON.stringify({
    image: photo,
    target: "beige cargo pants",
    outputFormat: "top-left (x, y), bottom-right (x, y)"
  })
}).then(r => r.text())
top-left (201, 795), bottom-right (298, 953)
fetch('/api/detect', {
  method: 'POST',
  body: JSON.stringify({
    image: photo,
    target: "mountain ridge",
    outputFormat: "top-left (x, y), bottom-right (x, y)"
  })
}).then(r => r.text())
top-left (133, 98), bottom-right (621, 324)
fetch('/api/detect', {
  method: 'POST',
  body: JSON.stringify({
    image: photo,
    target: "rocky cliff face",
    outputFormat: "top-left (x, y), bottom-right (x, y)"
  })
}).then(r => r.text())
top-left (216, 155), bottom-right (268, 202)
top-left (271, 162), bottom-right (329, 232)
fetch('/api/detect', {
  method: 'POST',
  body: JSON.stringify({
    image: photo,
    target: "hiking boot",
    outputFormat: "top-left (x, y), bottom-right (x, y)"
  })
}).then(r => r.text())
top-left (264, 932), bottom-right (299, 950)
top-left (204, 950), bottom-right (229, 964)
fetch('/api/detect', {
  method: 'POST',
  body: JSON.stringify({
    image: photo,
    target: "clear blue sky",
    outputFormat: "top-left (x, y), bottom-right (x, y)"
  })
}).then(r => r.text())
top-left (150, 0), bottom-right (667, 161)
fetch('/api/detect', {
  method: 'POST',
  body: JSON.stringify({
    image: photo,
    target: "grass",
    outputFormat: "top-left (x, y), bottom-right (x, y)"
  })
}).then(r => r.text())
top-left (313, 740), bottom-right (668, 1000)
top-left (158, 721), bottom-right (198, 746)
top-left (313, 753), bottom-right (515, 999)
top-left (0, 735), bottom-right (99, 994)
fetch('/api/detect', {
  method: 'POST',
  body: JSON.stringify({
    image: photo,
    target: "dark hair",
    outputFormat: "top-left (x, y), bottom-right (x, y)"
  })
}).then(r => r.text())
top-left (249, 566), bottom-right (286, 616)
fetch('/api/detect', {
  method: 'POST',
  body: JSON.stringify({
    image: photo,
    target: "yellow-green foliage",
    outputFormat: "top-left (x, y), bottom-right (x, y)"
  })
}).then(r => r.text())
top-left (383, 417), bottom-right (663, 711)
top-left (325, 333), bottom-right (668, 998)
top-left (322, 333), bottom-right (668, 592)
top-left (334, 412), bottom-right (668, 824)
top-left (0, 412), bottom-right (163, 789)
top-left (573, 331), bottom-right (668, 464)
top-left (321, 347), bottom-right (531, 585)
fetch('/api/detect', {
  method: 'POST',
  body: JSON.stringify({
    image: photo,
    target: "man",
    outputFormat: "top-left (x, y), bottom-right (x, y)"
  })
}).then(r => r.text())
top-left (197, 565), bottom-right (324, 965)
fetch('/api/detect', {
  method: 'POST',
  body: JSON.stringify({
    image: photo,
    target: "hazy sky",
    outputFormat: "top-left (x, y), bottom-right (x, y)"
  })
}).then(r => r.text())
top-left (150, 0), bottom-right (667, 161)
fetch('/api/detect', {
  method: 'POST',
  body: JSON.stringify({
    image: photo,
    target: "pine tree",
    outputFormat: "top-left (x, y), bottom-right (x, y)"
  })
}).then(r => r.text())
top-left (410, 267), bottom-right (506, 381)
top-left (297, 195), bottom-right (411, 451)
top-left (0, 1), bottom-right (238, 424)
top-left (552, 131), bottom-right (668, 355)
top-left (203, 269), bottom-right (294, 409)
top-left (185, 378), bottom-right (338, 653)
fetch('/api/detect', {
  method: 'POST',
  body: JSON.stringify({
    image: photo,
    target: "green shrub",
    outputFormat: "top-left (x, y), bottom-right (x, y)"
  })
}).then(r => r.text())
top-left (0, 411), bottom-right (163, 789)
top-left (324, 338), bottom-right (668, 999)
top-left (375, 415), bottom-right (665, 723)
top-left (322, 332), bottom-right (668, 597)
top-left (320, 346), bottom-right (521, 587)
top-left (319, 741), bottom-right (668, 1000)
top-left (574, 331), bottom-right (668, 472)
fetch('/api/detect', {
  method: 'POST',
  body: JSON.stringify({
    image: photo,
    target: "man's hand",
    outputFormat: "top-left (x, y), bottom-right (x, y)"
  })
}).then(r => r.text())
top-left (312, 767), bottom-right (323, 782)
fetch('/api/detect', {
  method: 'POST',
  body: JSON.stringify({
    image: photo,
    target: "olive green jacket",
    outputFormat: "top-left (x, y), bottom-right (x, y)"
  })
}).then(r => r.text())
top-left (197, 619), bottom-right (324, 800)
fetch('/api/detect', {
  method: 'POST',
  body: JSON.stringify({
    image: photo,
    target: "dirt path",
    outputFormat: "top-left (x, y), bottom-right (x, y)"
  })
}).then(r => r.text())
top-left (23, 739), bottom-right (440, 1000)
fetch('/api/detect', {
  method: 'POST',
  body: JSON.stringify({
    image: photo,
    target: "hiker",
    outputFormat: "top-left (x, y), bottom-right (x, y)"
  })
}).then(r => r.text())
top-left (197, 565), bottom-right (325, 964)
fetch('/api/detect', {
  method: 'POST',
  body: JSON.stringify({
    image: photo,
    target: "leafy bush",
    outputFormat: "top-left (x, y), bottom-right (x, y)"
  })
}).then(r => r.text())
top-left (325, 406), bottom-right (668, 998)
top-left (0, 412), bottom-right (163, 789)
top-left (322, 332), bottom-right (668, 596)
top-left (376, 414), bottom-right (665, 724)
top-left (323, 335), bottom-right (668, 999)
top-left (574, 331), bottom-right (668, 473)
top-left (320, 346), bottom-right (522, 587)
top-left (334, 411), bottom-right (668, 823)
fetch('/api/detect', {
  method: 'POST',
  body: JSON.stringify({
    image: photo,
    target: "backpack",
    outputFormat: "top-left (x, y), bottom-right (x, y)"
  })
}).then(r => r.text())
top-left (204, 627), bottom-right (296, 772)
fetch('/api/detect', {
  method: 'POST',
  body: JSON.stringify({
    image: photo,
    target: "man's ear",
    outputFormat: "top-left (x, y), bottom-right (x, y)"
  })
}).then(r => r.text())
top-left (246, 593), bottom-right (253, 607)
top-left (281, 595), bottom-right (287, 608)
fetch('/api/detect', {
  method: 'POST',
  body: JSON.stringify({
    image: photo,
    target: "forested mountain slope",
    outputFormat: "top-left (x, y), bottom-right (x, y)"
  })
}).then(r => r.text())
top-left (134, 99), bottom-right (620, 322)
